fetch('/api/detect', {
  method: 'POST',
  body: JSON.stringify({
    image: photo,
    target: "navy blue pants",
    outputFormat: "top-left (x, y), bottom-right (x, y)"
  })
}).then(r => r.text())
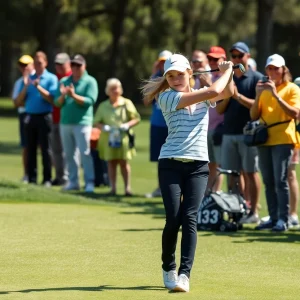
top-left (159, 158), bottom-right (209, 278)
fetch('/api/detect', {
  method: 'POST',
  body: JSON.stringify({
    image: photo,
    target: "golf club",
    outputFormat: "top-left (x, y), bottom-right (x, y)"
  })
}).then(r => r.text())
top-left (193, 63), bottom-right (245, 75)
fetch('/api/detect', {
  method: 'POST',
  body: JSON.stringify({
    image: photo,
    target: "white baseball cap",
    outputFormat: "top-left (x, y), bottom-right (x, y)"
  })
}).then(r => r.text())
top-left (158, 50), bottom-right (172, 61)
top-left (163, 54), bottom-right (191, 76)
top-left (265, 54), bottom-right (285, 68)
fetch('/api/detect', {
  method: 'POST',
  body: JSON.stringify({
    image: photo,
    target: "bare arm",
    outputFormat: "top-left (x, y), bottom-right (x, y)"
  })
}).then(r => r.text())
top-left (15, 86), bottom-right (28, 107)
top-left (275, 95), bottom-right (299, 119)
top-left (250, 96), bottom-right (261, 120)
top-left (176, 64), bottom-right (233, 109)
top-left (36, 84), bottom-right (54, 104)
top-left (216, 97), bottom-right (230, 114)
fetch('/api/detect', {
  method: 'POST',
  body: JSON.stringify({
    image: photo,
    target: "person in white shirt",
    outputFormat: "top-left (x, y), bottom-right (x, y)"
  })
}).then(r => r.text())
top-left (141, 54), bottom-right (234, 293)
top-left (12, 55), bottom-right (35, 183)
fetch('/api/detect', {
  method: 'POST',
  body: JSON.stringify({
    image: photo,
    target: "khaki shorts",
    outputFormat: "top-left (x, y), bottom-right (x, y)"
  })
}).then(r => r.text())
top-left (221, 134), bottom-right (259, 173)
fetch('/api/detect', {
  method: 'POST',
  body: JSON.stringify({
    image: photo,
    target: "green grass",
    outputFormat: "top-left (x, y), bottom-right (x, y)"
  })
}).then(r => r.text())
top-left (0, 98), bottom-right (300, 300)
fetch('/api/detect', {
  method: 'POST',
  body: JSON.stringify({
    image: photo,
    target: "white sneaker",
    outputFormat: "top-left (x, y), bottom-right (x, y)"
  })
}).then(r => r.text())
top-left (240, 212), bottom-right (260, 224)
top-left (163, 270), bottom-right (178, 290)
top-left (62, 182), bottom-right (80, 191)
top-left (43, 181), bottom-right (52, 188)
top-left (21, 175), bottom-right (28, 184)
top-left (172, 274), bottom-right (189, 292)
top-left (85, 183), bottom-right (94, 193)
top-left (288, 215), bottom-right (299, 228)
top-left (261, 215), bottom-right (270, 223)
top-left (145, 188), bottom-right (162, 198)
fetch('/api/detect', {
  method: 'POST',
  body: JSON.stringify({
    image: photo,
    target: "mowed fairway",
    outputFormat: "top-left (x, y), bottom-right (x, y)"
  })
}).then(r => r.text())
top-left (0, 99), bottom-right (300, 300)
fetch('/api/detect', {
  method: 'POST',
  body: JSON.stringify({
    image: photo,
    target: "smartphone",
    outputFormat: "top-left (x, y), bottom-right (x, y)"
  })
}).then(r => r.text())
top-left (262, 76), bottom-right (269, 83)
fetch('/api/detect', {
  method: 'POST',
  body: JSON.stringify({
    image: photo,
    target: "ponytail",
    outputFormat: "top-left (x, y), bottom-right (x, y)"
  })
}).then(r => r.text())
top-left (140, 76), bottom-right (169, 104)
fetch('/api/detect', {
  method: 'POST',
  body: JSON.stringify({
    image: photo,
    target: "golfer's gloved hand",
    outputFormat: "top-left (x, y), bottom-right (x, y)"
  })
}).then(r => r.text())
top-left (119, 123), bottom-right (129, 131)
top-left (103, 125), bottom-right (111, 132)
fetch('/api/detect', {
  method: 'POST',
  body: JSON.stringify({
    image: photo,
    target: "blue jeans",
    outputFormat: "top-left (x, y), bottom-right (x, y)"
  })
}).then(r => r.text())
top-left (258, 145), bottom-right (293, 222)
top-left (159, 158), bottom-right (209, 278)
top-left (60, 125), bottom-right (95, 186)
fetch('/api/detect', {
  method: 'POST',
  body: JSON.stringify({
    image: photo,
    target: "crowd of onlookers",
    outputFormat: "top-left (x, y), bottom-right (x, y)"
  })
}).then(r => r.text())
top-left (12, 51), bottom-right (140, 195)
top-left (11, 41), bottom-right (300, 232)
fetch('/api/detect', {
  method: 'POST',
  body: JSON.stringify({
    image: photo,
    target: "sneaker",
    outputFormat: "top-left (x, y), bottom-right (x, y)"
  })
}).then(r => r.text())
top-left (51, 178), bottom-right (67, 186)
top-left (162, 270), bottom-right (178, 290)
top-left (272, 219), bottom-right (288, 232)
top-left (21, 175), bottom-right (28, 184)
top-left (85, 183), bottom-right (94, 193)
top-left (145, 188), bottom-right (162, 198)
top-left (172, 274), bottom-right (190, 292)
top-left (255, 219), bottom-right (276, 230)
top-left (261, 215), bottom-right (270, 223)
top-left (240, 212), bottom-right (260, 224)
top-left (62, 182), bottom-right (80, 191)
top-left (288, 215), bottom-right (299, 228)
top-left (43, 181), bottom-right (52, 188)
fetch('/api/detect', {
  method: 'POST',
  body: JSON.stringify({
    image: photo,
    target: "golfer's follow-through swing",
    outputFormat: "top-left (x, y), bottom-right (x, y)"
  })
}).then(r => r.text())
top-left (141, 53), bottom-right (235, 293)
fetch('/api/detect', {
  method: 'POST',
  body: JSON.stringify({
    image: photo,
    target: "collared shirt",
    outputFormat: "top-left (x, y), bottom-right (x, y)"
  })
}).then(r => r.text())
top-left (223, 68), bottom-right (263, 134)
top-left (19, 69), bottom-right (58, 114)
top-left (52, 70), bottom-right (72, 124)
top-left (12, 77), bottom-right (26, 114)
top-left (55, 71), bottom-right (98, 125)
top-left (157, 88), bottom-right (212, 161)
top-left (258, 82), bottom-right (300, 146)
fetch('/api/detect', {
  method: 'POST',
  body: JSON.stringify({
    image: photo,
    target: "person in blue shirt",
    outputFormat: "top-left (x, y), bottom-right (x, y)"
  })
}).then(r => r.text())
top-left (145, 50), bottom-right (172, 198)
top-left (15, 51), bottom-right (58, 186)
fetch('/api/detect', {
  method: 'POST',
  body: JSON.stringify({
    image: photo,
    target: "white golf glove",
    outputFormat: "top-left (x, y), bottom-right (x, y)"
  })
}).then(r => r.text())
top-left (119, 123), bottom-right (129, 131)
top-left (103, 125), bottom-right (111, 132)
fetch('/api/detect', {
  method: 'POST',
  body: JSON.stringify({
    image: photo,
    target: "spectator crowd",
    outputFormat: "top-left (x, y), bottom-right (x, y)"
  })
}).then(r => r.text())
top-left (12, 41), bottom-right (300, 232)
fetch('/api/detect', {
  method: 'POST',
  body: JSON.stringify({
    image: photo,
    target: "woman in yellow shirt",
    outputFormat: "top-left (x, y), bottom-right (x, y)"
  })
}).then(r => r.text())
top-left (94, 78), bottom-right (140, 196)
top-left (250, 54), bottom-right (300, 231)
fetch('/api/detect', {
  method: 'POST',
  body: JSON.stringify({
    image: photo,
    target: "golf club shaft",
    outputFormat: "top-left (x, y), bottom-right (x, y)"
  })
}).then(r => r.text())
top-left (193, 63), bottom-right (245, 75)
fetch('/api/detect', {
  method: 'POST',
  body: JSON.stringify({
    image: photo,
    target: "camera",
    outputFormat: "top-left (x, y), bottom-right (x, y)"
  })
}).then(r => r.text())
top-left (262, 76), bottom-right (269, 83)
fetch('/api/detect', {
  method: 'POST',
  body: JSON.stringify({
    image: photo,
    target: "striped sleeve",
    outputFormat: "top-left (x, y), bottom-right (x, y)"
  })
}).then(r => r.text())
top-left (158, 90), bottom-right (183, 112)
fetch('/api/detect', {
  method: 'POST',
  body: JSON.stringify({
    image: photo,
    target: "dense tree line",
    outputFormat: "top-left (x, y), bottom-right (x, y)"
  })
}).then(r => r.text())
top-left (1, 0), bottom-right (300, 103)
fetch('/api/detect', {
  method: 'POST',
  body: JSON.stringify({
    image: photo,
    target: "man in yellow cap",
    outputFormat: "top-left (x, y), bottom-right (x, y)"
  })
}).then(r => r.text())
top-left (12, 55), bottom-right (35, 183)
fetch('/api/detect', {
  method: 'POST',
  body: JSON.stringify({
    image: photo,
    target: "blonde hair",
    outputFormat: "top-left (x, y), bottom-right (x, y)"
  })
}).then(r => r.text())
top-left (282, 66), bottom-right (292, 83)
top-left (141, 71), bottom-right (194, 104)
top-left (105, 78), bottom-right (123, 96)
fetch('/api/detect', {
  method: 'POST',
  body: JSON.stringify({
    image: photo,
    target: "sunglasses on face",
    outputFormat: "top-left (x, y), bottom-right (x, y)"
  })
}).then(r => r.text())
top-left (231, 53), bottom-right (244, 59)
top-left (208, 57), bottom-right (219, 62)
top-left (192, 59), bottom-right (203, 63)
top-left (266, 66), bottom-right (280, 71)
top-left (71, 63), bottom-right (82, 68)
top-left (18, 63), bottom-right (28, 68)
top-left (55, 63), bottom-right (63, 66)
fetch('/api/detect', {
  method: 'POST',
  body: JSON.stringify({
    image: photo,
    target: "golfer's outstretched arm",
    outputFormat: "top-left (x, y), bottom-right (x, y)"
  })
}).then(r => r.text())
top-left (176, 66), bottom-right (233, 109)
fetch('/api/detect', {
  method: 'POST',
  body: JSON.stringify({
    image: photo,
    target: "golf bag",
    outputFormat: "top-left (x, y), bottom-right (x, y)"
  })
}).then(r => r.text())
top-left (197, 168), bottom-right (247, 232)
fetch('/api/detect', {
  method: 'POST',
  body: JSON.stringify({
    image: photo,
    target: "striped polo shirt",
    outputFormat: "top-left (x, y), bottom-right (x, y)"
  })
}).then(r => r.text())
top-left (157, 88), bottom-right (212, 161)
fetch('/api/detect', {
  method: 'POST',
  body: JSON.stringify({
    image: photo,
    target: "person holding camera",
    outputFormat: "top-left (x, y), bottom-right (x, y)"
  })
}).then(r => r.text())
top-left (250, 54), bottom-right (300, 231)
top-left (94, 78), bottom-right (140, 196)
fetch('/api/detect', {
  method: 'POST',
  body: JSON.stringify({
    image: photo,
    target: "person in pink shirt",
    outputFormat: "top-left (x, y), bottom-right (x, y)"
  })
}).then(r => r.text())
top-left (206, 46), bottom-right (226, 192)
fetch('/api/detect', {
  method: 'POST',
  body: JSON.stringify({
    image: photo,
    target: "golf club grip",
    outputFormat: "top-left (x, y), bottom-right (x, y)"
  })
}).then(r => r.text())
top-left (193, 63), bottom-right (245, 75)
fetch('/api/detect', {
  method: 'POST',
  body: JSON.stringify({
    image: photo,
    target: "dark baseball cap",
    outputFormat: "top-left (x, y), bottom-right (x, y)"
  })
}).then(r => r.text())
top-left (230, 42), bottom-right (250, 53)
top-left (71, 54), bottom-right (86, 65)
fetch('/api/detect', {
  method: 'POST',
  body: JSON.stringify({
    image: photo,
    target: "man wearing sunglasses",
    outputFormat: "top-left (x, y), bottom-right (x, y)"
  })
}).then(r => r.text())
top-left (12, 55), bottom-right (35, 183)
top-left (216, 42), bottom-right (263, 224)
top-left (15, 51), bottom-right (58, 187)
top-left (55, 54), bottom-right (98, 193)
top-left (49, 53), bottom-right (73, 186)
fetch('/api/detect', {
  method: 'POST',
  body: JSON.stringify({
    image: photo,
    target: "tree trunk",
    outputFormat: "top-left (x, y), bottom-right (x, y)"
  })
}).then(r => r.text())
top-left (256, 0), bottom-right (275, 72)
top-left (0, 40), bottom-right (14, 97)
top-left (107, 0), bottom-right (129, 78)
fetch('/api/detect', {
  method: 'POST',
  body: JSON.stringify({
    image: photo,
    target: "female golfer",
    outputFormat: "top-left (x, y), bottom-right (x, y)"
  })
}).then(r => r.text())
top-left (141, 54), bottom-right (234, 292)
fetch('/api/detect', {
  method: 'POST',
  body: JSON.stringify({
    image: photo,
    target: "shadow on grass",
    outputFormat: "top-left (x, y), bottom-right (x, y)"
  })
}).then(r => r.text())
top-left (0, 142), bottom-right (21, 155)
top-left (0, 285), bottom-right (165, 295)
top-left (200, 228), bottom-right (300, 244)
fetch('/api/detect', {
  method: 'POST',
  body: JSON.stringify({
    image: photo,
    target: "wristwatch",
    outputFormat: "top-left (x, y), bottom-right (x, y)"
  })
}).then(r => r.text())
top-left (237, 94), bottom-right (241, 101)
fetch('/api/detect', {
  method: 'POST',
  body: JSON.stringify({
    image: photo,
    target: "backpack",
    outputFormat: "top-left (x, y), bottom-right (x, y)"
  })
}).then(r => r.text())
top-left (197, 168), bottom-right (248, 232)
